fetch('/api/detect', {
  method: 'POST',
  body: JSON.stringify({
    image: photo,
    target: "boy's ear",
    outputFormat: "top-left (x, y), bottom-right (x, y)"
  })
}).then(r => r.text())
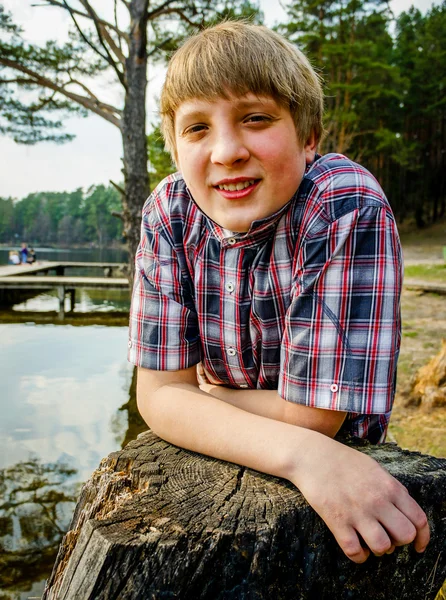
top-left (304, 133), bottom-right (318, 163)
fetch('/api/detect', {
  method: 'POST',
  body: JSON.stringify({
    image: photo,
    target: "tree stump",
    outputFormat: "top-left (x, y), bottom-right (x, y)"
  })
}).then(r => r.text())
top-left (42, 432), bottom-right (446, 600)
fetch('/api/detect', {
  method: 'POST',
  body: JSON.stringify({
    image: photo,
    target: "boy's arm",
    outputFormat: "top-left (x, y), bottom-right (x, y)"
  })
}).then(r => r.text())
top-left (137, 365), bottom-right (429, 563)
top-left (197, 380), bottom-right (347, 437)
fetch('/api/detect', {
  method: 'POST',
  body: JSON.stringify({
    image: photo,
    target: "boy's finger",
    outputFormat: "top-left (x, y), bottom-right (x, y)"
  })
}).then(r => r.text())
top-left (394, 493), bottom-right (430, 552)
top-left (377, 504), bottom-right (417, 547)
top-left (355, 521), bottom-right (394, 557)
top-left (333, 528), bottom-right (370, 563)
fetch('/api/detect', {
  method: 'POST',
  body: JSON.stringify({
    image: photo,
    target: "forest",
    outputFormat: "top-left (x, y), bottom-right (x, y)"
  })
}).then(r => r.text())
top-left (0, 0), bottom-right (445, 247)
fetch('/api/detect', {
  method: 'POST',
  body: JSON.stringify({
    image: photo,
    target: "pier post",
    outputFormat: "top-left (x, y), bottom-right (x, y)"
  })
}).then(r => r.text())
top-left (68, 289), bottom-right (76, 312)
top-left (57, 285), bottom-right (65, 320)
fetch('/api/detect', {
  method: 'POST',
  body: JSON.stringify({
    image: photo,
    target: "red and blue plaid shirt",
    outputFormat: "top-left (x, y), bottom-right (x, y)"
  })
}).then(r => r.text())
top-left (128, 154), bottom-right (402, 443)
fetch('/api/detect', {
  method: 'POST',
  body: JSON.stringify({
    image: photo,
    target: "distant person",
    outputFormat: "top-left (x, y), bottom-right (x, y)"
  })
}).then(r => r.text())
top-left (9, 251), bottom-right (20, 265)
top-left (20, 242), bottom-right (28, 265)
top-left (27, 248), bottom-right (37, 264)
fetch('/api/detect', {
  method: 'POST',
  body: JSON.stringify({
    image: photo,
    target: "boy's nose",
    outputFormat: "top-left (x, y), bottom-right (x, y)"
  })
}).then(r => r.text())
top-left (210, 132), bottom-right (250, 167)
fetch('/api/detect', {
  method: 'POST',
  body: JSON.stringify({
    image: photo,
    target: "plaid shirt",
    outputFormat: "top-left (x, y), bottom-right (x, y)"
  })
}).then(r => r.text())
top-left (128, 154), bottom-right (402, 443)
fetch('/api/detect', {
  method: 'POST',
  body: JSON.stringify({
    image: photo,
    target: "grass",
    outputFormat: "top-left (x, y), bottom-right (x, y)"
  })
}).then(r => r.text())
top-left (404, 263), bottom-right (446, 282)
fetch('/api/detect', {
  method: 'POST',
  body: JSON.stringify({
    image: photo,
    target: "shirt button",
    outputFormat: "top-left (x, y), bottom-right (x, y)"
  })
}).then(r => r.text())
top-left (227, 347), bottom-right (236, 357)
top-left (228, 238), bottom-right (236, 245)
top-left (226, 282), bottom-right (234, 292)
top-left (128, 340), bottom-right (132, 348)
top-left (330, 383), bottom-right (338, 393)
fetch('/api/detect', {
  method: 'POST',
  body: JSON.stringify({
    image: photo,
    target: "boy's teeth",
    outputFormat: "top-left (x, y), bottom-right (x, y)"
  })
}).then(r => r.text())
top-left (218, 180), bottom-right (255, 191)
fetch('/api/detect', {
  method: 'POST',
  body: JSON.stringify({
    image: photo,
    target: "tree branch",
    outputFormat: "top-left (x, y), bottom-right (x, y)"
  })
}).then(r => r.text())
top-left (0, 57), bottom-right (122, 128)
top-left (152, 7), bottom-right (198, 28)
top-left (147, 0), bottom-right (177, 21)
top-left (63, 77), bottom-right (121, 116)
top-left (0, 77), bottom-right (36, 84)
top-left (36, 0), bottom-right (129, 41)
top-left (114, 0), bottom-right (124, 57)
top-left (111, 210), bottom-right (125, 221)
top-left (97, 21), bottom-right (126, 66)
top-left (78, 0), bottom-right (126, 86)
top-left (61, 0), bottom-right (113, 68)
top-left (147, 36), bottom-right (174, 58)
top-left (110, 180), bottom-right (126, 197)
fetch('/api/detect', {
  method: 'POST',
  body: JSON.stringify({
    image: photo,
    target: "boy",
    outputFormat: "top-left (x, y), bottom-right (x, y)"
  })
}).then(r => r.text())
top-left (128, 22), bottom-right (429, 563)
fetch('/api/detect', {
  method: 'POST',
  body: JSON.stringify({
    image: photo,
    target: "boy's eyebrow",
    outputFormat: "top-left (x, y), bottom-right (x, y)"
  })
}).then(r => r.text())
top-left (176, 96), bottom-right (278, 125)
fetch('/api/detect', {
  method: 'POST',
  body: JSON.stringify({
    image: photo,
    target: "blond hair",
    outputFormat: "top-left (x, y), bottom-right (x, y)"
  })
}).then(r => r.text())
top-left (160, 21), bottom-right (324, 160)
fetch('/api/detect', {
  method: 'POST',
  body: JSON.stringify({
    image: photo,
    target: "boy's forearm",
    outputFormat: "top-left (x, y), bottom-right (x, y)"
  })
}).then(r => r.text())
top-left (138, 381), bottom-right (314, 485)
top-left (201, 384), bottom-right (346, 438)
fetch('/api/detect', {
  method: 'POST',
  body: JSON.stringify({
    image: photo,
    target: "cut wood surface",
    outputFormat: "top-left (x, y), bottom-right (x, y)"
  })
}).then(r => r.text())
top-left (43, 431), bottom-right (446, 600)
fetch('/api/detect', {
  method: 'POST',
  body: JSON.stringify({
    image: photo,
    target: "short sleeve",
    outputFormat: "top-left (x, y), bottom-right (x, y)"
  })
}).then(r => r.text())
top-left (128, 204), bottom-right (201, 370)
top-left (278, 205), bottom-right (402, 414)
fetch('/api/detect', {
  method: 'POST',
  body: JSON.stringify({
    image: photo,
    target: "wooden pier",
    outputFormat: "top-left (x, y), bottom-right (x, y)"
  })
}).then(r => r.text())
top-left (0, 261), bottom-right (129, 319)
top-left (0, 260), bottom-right (126, 278)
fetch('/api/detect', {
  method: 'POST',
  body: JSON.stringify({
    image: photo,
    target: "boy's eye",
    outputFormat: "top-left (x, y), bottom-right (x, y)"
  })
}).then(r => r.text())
top-left (245, 114), bottom-right (272, 123)
top-left (184, 124), bottom-right (207, 135)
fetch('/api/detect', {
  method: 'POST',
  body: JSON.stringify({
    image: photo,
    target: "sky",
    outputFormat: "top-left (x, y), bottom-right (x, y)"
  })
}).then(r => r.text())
top-left (0, 0), bottom-right (440, 199)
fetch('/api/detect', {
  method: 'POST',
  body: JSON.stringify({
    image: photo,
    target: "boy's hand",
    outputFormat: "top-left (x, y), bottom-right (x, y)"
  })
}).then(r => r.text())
top-left (292, 432), bottom-right (430, 562)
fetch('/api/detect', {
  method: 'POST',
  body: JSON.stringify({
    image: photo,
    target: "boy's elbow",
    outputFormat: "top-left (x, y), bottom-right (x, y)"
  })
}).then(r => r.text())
top-left (136, 374), bottom-right (161, 431)
top-left (136, 365), bottom-right (198, 432)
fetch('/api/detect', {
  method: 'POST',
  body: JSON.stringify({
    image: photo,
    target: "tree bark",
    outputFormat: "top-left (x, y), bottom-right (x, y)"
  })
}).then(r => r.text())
top-left (121, 0), bottom-right (151, 284)
top-left (42, 431), bottom-right (446, 600)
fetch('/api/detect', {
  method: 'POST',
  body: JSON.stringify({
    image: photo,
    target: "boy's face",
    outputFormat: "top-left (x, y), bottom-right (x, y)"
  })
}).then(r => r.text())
top-left (174, 93), bottom-right (316, 233)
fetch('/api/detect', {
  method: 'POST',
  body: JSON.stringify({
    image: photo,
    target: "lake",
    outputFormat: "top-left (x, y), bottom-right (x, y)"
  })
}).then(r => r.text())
top-left (0, 247), bottom-right (145, 599)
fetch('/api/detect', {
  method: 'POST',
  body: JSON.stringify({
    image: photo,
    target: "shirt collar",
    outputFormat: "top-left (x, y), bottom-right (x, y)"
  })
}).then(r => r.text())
top-left (207, 200), bottom-right (292, 248)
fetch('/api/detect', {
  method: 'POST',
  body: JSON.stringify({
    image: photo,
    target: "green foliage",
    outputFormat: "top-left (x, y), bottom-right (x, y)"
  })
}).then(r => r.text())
top-left (281, 0), bottom-right (399, 156)
top-left (0, 4), bottom-right (98, 144)
top-left (84, 185), bottom-right (122, 245)
top-left (1, 0), bottom-right (445, 228)
top-left (0, 185), bottom-right (124, 246)
top-left (280, 0), bottom-right (446, 225)
top-left (148, 123), bottom-right (176, 190)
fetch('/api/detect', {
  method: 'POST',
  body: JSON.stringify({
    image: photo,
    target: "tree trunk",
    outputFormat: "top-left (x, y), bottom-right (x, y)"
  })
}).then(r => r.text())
top-left (42, 431), bottom-right (446, 600)
top-left (121, 0), bottom-right (151, 284)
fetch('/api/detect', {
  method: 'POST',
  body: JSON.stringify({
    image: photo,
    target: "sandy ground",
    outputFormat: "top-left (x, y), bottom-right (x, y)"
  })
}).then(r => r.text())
top-left (389, 288), bottom-right (446, 457)
top-left (390, 223), bottom-right (446, 458)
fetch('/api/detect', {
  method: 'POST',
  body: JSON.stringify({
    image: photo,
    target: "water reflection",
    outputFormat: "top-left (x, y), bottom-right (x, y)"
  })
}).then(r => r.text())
top-left (0, 320), bottom-right (147, 597)
top-left (0, 458), bottom-right (79, 599)
top-left (12, 289), bottom-right (130, 314)
top-left (118, 366), bottom-right (148, 448)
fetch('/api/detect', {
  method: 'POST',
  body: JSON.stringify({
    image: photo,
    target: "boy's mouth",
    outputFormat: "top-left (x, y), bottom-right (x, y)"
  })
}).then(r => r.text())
top-left (214, 178), bottom-right (260, 199)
